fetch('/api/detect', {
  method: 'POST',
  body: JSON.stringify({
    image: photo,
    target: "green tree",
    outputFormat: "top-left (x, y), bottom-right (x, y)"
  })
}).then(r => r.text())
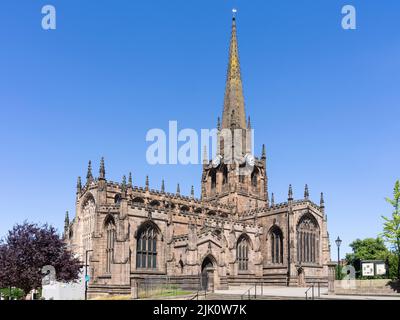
top-left (345, 238), bottom-right (389, 278)
top-left (381, 180), bottom-right (400, 280)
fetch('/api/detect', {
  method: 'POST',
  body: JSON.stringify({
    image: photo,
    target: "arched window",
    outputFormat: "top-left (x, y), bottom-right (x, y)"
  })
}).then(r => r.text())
top-left (132, 197), bottom-right (145, 204)
top-left (114, 194), bottom-right (121, 204)
top-left (297, 214), bottom-right (320, 264)
top-left (211, 170), bottom-right (217, 189)
top-left (222, 165), bottom-right (228, 185)
top-left (105, 216), bottom-right (115, 274)
top-left (180, 205), bottom-right (190, 213)
top-left (149, 200), bottom-right (160, 207)
top-left (251, 169), bottom-right (258, 188)
top-left (136, 223), bottom-right (158, 269)
top-left (237, 235), bottom-right (250, 271)
top-left (270, 226), bottom-right (283, 264)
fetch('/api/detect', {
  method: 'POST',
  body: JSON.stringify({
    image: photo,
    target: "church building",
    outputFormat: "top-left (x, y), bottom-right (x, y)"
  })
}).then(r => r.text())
top-left (64, 15), bottom-right (332, 298)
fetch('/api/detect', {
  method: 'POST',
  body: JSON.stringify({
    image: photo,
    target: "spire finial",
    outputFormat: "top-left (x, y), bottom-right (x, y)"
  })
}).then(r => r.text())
top-left (288, 184), bottom-right (293, 201)
top-left (271, 192), bottom-right (275, 207)
top-left (86, 161), bottom-right (93, 184)
top-left (99, 157), bottom-right (105, 180)
top-left (191, 185), bottom-right (194, 198)
top-left (77, 176), bottom-right (82, 193)
top-left (176, 183), bottom-right (180, 195)
top-left (232, 8), bottom-right (237, 19)
top-left (121, 175), bottom-right (127, 193)
top-left (64, 211), bottom-right (69, 225)
top-left (304, 184), bottom-right (309, 200)
top-left (217, 117), bottom-right (221, 131)
top-left (320, 192), bottom-right (325, 208)
top-left (145, 175), bottom-right (149, 191)
top-left (247, 116), bottom-right (251, 129)
top-left (261, 144), bottom-right (266, 159)
top-left (161, 179), bottom-right (165, 193)
top-left (128, 172), bottom-right (132, 186)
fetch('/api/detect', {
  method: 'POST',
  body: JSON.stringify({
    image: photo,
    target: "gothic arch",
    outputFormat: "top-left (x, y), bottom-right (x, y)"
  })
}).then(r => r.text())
top-left (103, 213), bottom-right (115, 228)
top-left (296, 212), bottom-right (320, 264)
top-left (268, 225), bottom-right (284, 264)
top-left (237, 233), bottom-right (253, 249)
top-left (81, 192), bottom-right (95, 209)
top-left (201, 254), bottom-right (217, 270)
top-left (135, 220), bottom-right (160, 269)
top-left (251, 167), bottom-right (259, 188)
top-left (149, 199), bottom-right (160, 207)
top-left (114, 194), bottom-right (121, 204)
top-left (180, 205), bottom-right (190, 213)
top-left (104, 214), bottom-right (116, 274)
top-left (236, 234), bottom-right (251, 271)
top-left (132, 197), bottom-right (145, 204)
top-left (135, 220), bottom-right (161, 237)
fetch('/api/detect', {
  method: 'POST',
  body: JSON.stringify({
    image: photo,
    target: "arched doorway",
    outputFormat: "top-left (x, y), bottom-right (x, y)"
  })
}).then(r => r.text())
top-left (201, 255), bottom-right (215, 291)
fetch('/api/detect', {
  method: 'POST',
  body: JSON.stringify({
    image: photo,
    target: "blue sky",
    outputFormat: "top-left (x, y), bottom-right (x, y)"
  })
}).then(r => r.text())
top-left (0, 0), bottom-right (399, 256)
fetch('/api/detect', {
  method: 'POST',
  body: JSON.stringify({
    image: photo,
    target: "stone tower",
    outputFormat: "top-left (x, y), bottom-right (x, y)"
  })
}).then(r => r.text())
top-left (201, 16), bottom-right (268, 213)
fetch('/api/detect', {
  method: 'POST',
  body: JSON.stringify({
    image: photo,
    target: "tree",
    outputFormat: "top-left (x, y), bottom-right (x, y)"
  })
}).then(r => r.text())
top-left (0, 222), bottom-right (82, 297)
top-left (345, 237), bottom-right (390, 278)
top-left (381, 180), bottom-right (400, 280)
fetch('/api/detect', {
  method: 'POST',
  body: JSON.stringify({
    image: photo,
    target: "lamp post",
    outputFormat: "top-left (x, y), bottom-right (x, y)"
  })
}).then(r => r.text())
top-left (335, 236), bottom-right (342, 267)
top-left (85, 249), bottom-right (93, 301)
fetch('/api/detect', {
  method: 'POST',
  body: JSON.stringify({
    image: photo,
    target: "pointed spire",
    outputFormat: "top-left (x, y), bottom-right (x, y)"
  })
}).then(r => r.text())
top-left (86, 161), bottom-right (93, 184)
top-left (221, 12), bottom-right (246, 130)
top-left (191, 185), bottom-right (194, 198)
top-left (304, 184), bottom-right (309, 200)
top-left (121, 175), bottom-right (127, 193)
top-left (320, 192), bottom-right (325, 208)
top-left (288, 184), bottom-right (293, 201)
top-left (161, 179), bottom-right (165, 193)
top-left (261, 144), bottom-right (266, 159)
top-left (271, 192), bottom-right (275, 207)
top-left (77, 176), bottom-right (82, 193)
top-left (145, 175), bottom-right (149, 191)
top-left (247, 116), bottom-right (251, 129)
top-left (217, 117), bottom-right (221, 131)
top-left (99, 157), bottom-right (105, 179)
top-left (176, 183), bottom-right (180, 196)
top-left (128, 172), bottom-right (132, 186)
top-left (64, 211), bottom-right (69, 228)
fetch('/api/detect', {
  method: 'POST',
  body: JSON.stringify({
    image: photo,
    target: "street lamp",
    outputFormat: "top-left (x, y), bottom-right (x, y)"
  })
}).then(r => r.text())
top-left (85, 249), bottom-right (93, 301)
top-left (335, 236), bottom-right (342, 267)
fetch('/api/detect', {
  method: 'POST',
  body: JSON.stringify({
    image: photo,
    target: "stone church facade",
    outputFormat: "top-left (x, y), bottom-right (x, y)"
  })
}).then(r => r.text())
top-left (64, 16), bottom-right (332, 298)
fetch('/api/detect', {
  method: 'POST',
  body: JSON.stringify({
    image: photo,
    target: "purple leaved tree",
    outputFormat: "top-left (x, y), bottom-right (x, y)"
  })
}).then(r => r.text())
top-left (0, 222), bottom-right (81, 297)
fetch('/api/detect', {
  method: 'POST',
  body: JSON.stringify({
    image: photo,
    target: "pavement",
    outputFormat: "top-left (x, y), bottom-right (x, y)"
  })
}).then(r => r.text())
top-left (212, 285), bottom-right (400, 300)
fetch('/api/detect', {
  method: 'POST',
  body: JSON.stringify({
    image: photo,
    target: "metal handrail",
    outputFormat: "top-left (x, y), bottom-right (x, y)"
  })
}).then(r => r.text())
top-left (240, 282), bottom-right (262, 300)
top-left (305, 282), bottom-right (321, 300)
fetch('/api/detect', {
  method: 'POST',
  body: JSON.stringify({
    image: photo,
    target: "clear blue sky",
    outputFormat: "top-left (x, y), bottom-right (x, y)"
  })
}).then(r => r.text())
top-left (0, 0), bottom-right (399, 256)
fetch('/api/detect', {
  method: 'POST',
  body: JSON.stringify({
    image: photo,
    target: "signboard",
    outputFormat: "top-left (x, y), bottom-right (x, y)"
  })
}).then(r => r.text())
top-left (362, 263), bottom-right (374, 276)
top-left (361, 260), bottom-right (387, 277)
top-left (375, 263), bottom-right (386, 276)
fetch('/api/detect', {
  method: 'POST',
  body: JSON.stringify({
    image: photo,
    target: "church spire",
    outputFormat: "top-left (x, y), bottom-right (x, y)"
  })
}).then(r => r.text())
top-left (86, 161), bottom-right (93, 184)
top-left (99, 157), bottom-right (105, 180)
top-left (221, 12), bottom-right (246, 130)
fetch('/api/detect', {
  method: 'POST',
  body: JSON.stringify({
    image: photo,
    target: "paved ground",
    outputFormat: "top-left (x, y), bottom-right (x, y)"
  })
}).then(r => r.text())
top-left (212, 286), bottom-right (400, 300)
